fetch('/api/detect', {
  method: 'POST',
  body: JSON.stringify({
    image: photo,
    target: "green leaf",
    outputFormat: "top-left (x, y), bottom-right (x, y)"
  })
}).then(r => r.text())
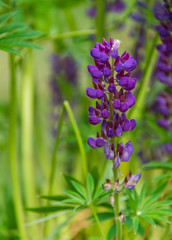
top-left (63, 198), bottom-right (83, 205)
top-left (143, 162), bottom-right (172, 171)
top-left (0, 40), bottom-right (42, 49)
top-left (63, 173), bottom-right (81, 190)
top-left (146, 214), bottom-right (171, 224)
top-left (64, 190), bottom-right (85, 203)
top-left (0, 12), bottom-right (14, 24)
top-left (26, 205), bottom-right (73, 213)
top-left (0, 23), bottom-right (27, 34)
top-left (0, 30), bottom-right (43, 40)
top-left (87, 173), bottom-right (95, 201)
top-left (146, 209), bottom-right (172, 217)
top-left (40, 195), bottom-right (68, 201)
top-left (140, 215), bottom-right (155, 225)
top-left (139, 183), bottom-right (146, 206)
top-left (70, 180), bottom-right (87, 200)
top-left (133, 216), bottom-right (139, 233)
top-left (141, 195), bottom-right (160, 211)
top-left (107, 223), bottom-right (116, 240)
top-left (0, 0), bottom-right (8, 7)
top-left (145, 201), bottom-right (172, 211)
top-left (0, 46), bottom-right (21, 55)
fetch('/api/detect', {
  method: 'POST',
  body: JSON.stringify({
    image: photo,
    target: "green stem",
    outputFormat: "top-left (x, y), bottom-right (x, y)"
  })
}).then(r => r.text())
top-left (9, 54), bottom-right (28, 240)
top-left (113, 167), bottom-right (122, 240)
top-left (21, 50), bottom-right (38, 239)
top-left (63, 101), bottom-right (88, 180)
top-left (96, 0), bottom-right (105, 41)
top-left (48, 100), bottom-right (88, 195)
top-left (91, 205), bottom-right (106, 240)
top-left (21, 50), bottom-right (37, 205)
top-left (48, 105), bottom-right (65, 195)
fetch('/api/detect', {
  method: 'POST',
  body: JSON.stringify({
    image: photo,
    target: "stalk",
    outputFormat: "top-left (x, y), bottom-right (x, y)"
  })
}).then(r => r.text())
top-left (96, 0), bottom-right (105, 42)
top-left (48, 105), bottom-right (65, 195)
top-left (9, 54), bottom-right (28, 240)
top-left (110, 57), bottom-right (122, 240)
top-left (48, 101), bottom-right (88, 195)
top-left (21, 50), bottom-right (38, 239)
top-left (113, 167), bottom-right (122, 240)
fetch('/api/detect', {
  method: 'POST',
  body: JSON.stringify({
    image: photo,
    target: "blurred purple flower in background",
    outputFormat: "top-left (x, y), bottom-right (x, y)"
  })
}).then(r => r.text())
top-left (86, 0), bottom-right (126, 18)
top-left (49, 53), bottom-right (78, 134)
top-left (153, 0), bottom-right (172, 155)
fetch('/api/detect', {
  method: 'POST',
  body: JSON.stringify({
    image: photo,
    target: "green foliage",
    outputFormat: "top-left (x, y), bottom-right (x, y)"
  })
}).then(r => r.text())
top-left (125, 183), bottom-right (172, 235)
top-left (0, 7), bottom-right (43, 55)
top-left (26, 173), bottom-right (113, 215)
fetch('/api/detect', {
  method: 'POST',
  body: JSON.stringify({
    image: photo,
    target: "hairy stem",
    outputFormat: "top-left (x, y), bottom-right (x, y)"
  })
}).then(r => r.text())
top-left (9, 54), bottom-right (28, 240)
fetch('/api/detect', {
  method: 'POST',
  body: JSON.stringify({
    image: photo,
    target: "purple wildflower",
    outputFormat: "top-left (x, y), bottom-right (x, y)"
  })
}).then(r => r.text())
top-left (86, 38), bottom-right (141, 190)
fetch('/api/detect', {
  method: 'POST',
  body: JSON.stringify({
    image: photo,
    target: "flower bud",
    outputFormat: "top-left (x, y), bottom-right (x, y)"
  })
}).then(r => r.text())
top-left (118, 212), bottom-right (126, 223)
top-left (109, 194), bottom-right (114, 206)
top-left (102, 183), bottom-right (111, 191)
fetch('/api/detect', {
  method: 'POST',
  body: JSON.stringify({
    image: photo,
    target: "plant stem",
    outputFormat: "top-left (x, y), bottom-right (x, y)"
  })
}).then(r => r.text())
top-left (9, 54), bottom-right (28, 240)
top-left (48, 105), bottom-right (65, 195)
top-left (48, 100), bottom-right (88, 195)
top-left (113, 167), bottom-right (122, 240)
top-left (91, 205), bottom-right (106, 240)
top-left (64, 101), bottom-right (88, 180)
top-left (21, 50), bottom-right (38, 239)
top-left (96, 0), bottom-right (105, 42)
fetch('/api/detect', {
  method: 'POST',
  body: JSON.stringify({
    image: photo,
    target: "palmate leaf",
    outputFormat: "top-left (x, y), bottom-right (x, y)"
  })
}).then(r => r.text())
top-left (0, 9), bottom-right (43, 55)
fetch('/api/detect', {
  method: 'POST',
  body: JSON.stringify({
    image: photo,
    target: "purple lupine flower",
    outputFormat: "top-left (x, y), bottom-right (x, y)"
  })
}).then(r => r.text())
top-left (125, 173), bottom-right (141, 189)
top-left (86, 37), bottom-right (140, 190)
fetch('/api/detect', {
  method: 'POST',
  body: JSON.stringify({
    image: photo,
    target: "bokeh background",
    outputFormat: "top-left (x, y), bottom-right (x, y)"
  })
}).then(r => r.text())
top-left (0, 0), bottom-right (172, 239)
